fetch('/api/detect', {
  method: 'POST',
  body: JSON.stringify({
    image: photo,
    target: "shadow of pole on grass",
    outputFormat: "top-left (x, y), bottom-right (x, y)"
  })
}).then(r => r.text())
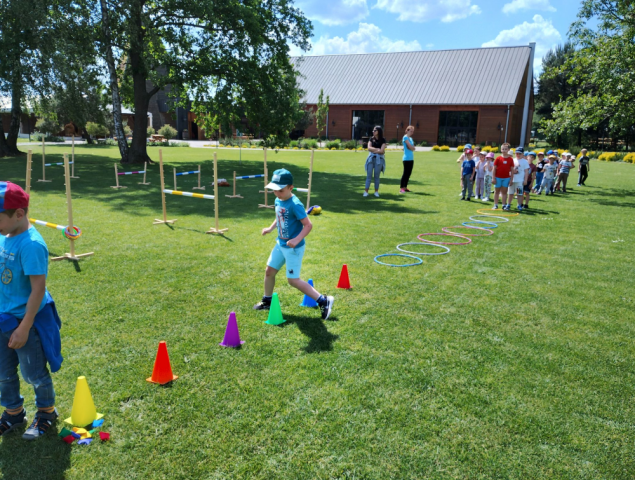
top-left (281, 314), bottom-right (339, 353)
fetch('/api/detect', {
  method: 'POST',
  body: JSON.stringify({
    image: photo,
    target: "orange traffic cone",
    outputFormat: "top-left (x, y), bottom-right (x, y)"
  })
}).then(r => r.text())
top-left (146, 341), bottom-right (178, 384)
top-left (337, 264), bottom-right (351, 289)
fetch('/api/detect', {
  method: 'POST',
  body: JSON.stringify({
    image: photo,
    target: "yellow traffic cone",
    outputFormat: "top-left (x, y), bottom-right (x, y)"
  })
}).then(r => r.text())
top-left (64, 376), bottom-right (104, 426)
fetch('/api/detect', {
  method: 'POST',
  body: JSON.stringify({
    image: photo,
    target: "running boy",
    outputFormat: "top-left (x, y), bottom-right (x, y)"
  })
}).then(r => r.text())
top-left (578, 149), bottom-right (590, 186)
top-left (0, 182), bottom-right (62, 440)
top-left (254, 169), bottom-right (334, 319)
top-left (492, 143), bottom-right (514, 210)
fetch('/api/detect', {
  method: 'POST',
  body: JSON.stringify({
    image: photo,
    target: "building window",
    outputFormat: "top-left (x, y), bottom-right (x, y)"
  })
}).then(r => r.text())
top-left (437, 111), bottom-right (478, 147)
top-left (352, 111), bottom-right (384, 140)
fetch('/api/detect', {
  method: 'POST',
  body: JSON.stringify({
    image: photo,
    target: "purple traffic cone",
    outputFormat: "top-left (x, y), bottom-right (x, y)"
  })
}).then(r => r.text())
top-left (219, 312), bottom-right (245, 348)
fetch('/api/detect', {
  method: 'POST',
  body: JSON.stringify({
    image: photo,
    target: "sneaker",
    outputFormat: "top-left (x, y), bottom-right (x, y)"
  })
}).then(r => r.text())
top-left (460, 197), bottom-right (465, 201)
top-left (517, 205), bottom-right (523, 211)
top-left (492, 205), bottom-right (498, 210)
top-left (404, 188), bottom-right (411, 192)
top-left (399, 189), bottom-right (406, 194)
top-left (482, 197), bottom-right (489, 202)
top-left (22, 409), bottom-right (57, 441)
top-left (523, 204), bottom-right (529, 209)
top-left (577, 184), bottom-right (581, 187)
top-left (374, 192), bottom-right (380, 198)
top-left (363, 192), bottom-right (369, 197)
top-left (466, 197), bottom-right (471, 201)
top-left (319, 295), bottom-right (334, 320)
top-left (253, 299), bottom-right (271, 310)
top-left (0, 409), bottom-right (27, 437)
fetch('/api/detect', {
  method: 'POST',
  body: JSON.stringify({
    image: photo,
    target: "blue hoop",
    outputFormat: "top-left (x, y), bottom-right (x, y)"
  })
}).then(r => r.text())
top-left (374, 253), bottom-right (423, 267)
top-left (462, 220), bottom-right (498, 229)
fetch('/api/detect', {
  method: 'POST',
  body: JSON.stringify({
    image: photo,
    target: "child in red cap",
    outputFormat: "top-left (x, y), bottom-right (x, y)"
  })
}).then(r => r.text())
top-left (0, 182), bottom-right (63, 440)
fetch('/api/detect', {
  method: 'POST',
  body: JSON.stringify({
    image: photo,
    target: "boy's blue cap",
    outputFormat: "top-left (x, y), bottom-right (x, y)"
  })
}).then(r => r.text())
top-left (515, 146), bottom-right (524, 153)
top-left (265, 168), bottom-right (294, 191)
top-left (527, 151), bottom-right (536, 157)
top-left (464, 143), bottom-right (472, 150)
top-left (546, 150), bottom-right (554, 155)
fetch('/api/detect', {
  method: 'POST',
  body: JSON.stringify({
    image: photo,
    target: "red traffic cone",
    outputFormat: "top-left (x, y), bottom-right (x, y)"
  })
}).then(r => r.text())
top-left (146, 341), bottom-right (178, 385)
top-left (337, 264), bottom-right (351, 289)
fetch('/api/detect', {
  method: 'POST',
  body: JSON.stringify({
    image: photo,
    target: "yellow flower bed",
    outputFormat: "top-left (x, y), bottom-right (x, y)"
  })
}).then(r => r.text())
top-left (432, 145), bottom-right (441, 151)
top-left (598, 152), bottom-right (619, 162)
top-left (457, 145), bottom-right (465, 152)
top-left (623, 153), bottom-right (635, 163)
top-left (440, 145), bottom-right (450, 152)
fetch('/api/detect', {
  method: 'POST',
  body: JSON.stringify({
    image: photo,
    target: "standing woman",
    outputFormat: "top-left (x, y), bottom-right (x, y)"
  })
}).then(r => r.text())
top-left (365, 126), bottom-right (387, 197)
top-left (400, 125), bottom-right (416, 193)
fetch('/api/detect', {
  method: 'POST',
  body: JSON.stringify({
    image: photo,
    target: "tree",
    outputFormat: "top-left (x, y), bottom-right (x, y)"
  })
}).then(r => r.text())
top-left (35, 117), bottom-right (62, 135)
top-left (315, 89), bottom-right (330, 140)
top-left (86, 121), bottom-right (110, 138)
top-left (89, 0), bottom-right (311, 163)
top-left (540, 0), bottom-right (635, 148)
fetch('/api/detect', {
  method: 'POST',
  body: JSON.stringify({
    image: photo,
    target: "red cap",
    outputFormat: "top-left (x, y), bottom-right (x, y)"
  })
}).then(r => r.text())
top-left (0, 181), bottom-right (29, 212)
top-left (466, 149), bottom-right (474, 155)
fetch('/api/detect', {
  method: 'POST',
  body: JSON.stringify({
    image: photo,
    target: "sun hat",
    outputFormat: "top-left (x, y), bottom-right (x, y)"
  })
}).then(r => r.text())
top-left (548, 154), bottom-right (557, 160)
top-left (265, 168), bottom-right (294, 191)
top-left (486, 152), bottom-right (495, 159)
top-left (478, 151), bottom-right (486, 156)
top-left (464, 144), bottom-right (472, 150)
top-left (0, 181), bottom-right (29, 213)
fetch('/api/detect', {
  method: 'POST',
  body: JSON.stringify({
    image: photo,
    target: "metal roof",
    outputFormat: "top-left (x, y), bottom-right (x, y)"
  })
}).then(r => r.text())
top-left (293, 46), bottom-right (531, 106)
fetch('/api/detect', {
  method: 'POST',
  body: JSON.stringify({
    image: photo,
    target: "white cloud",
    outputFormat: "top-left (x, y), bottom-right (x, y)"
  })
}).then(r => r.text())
top-left (308, 23), bottom-right (421, 55)
top-left (482, 14), bottom-right (561, 72)
top-left (373, 0), bottom-right (481, 23)
top-left (296, 0), bottom-right (369, 26)
top-left (502, 0), bottom-right (556, 14)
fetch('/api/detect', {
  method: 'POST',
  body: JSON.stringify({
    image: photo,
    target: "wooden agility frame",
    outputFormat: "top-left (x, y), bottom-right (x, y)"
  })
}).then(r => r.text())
top-left (174, 165), bottom-right (204, 191)
top-left (111, 162), bottom-right (150, 189)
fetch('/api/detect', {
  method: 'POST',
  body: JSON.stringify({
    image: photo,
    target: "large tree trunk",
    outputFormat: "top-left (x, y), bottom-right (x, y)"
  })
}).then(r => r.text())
top-left (0, 122), bottom-right (10, 157)
top-left (0, 80), bottom-right (23, 157)
top-left (100, 0), bottom-right (128, 162)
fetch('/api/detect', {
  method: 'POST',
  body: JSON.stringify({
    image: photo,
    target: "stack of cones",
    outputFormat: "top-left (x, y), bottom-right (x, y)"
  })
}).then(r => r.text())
top-left (337, 264), bottom-right (352, 289)
top-left (299, 279), bottom-right (318, 308)
top-left (265, 293), bottom-right (285, 325)
top-left (64, 376), bottom-right (104, 427)
top-left (219, 312), bottom-right (245, 347)
top-left (147, 341), bottom-right (178, 385)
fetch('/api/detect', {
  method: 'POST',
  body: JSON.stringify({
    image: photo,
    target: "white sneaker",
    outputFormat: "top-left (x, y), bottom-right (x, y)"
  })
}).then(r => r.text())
top-left (363, 192), bottom-right (369, 197)
top-left (374, 192), bottom-right (380, 197)
top-left (482, 197), bottom-right (489, 202)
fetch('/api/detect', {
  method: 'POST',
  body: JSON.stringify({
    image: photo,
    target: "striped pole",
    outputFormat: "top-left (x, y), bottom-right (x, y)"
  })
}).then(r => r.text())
top-left (118, 169), bottom-right (146, 175)
top-left (175, 170), bottom-right (200, 176)
top-left (236, 174), bottom-right (264, 180)
top-left (45, 162), bottom-right (73, 167)
top-left (30, 219), bottom-right (67, 231)
top-left (258, 148), bottom-right (273, 209)
top-left (293, 188), bottom-right (309, 193)
top-left (163, 189), bottom-right (215, 200)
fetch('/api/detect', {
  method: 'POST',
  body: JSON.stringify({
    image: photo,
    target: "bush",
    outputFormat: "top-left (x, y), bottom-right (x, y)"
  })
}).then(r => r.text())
top-left (457, 145), bottom-right (465, 152)
top-left (289, 140), bottom-right (299, 148)
top-left (432, 145), bottom-right (441, 151)
top-left (147, 126), bottom-right (156, 138)
top-left (158, 125), bottom-right (178, 140)
top-left (97, 138), bottom-right (119, 146)
top-left (418, 140), bottom-right (428, 147)
top-left (490, 147), bottom-right (499, 153)
top-left (568, 146), bottom-right (581, 157)
top-left (35, 118), bottom-right (62, 135)
top-left (325, 139), bottom-right (341, 150)
top-left (440, 145), bottom-right (450, 152)
top-left (482, 146), bottom-right (492, 153)
top-left (623, 153), bottom-right (635, 163)
top-left (147, 140), bottom-right (190, 147)
top-left (598, 152), bottom-right (620, 162)
top-left (86, 121), bottom-right (110, 138)
top-left (302, 139), bottom-right (318, 149)
top-left (31, 132), bottom-right (64, 142)
top-left (343, 140), bottom-right (357, 150)
top-left (124, 125), bottom-right (133, 137)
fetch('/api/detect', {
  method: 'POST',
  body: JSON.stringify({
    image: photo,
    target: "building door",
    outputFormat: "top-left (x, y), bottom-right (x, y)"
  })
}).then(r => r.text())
top-left (437, 111), bottom-right (478, 147)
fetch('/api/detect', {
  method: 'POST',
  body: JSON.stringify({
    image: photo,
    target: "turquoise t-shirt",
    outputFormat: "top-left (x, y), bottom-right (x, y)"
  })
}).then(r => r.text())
top-left (402, 135), bottom-right (414, 161)
top-left (275, 195), bottom-right (307, 248)
top-left (0, 226), bottom-right (49, 317)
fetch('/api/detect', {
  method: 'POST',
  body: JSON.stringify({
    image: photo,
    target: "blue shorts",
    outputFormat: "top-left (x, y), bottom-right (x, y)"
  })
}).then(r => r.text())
top-left (495, 177), bottom-right (510, 188)
top-left (267, 243), bottom-right (305, 278)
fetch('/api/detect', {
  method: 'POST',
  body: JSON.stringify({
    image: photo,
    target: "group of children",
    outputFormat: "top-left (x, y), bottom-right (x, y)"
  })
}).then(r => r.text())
top-left (459, 143), bottom-right (591, 211)
top-left (0, 168), bottom-right (333, 442)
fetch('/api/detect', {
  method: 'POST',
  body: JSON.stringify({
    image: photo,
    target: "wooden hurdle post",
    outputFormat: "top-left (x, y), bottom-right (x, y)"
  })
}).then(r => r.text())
top-left (192, 165), bottom-right (204, 190)
top-left (25, 150), bottom-right (33, 195)
top-left (306, 149), bottom-right (314, 209)
top-left (51, 154), bottom-right (94, 262)
top-left (225, 171), bottom-right (243, 198)
top-left (37, 137), bottom-right (51, 182)
top-left (173, 168), bottom-right (177, 190)
top-left (111, 164), bottom-right (127, 189)
top-left (206, 152), bottom-right (228, 235)
top-left (258, 148), bottom-right (274, 209)
top-left (153, 149), bottom-right (177, 225)
top-left (138, 162), bottom-right (150, 185)
top-left (70, 134), bottom-right (79, 178)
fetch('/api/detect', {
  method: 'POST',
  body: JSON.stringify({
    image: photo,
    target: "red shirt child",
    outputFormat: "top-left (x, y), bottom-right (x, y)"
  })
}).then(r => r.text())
top-left (494, 156), bottom-right (514, 178)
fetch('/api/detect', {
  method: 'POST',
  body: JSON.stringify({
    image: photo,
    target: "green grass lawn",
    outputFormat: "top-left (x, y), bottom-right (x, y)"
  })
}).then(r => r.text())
top-left (1, 145), bottom-right (634, 479)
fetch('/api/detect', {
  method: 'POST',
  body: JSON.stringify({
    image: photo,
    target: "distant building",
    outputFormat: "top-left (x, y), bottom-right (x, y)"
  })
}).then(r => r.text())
top-left (295, 44), bottom-right (535, 147)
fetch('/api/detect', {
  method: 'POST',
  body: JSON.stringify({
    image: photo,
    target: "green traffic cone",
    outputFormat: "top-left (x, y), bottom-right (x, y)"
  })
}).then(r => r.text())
top-left (265, 293), bottom-right (286, 325)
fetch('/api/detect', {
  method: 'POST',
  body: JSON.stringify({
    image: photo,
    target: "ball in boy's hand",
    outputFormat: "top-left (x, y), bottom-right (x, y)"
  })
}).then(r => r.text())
top-left (307, 205), bottom-right (322, 215)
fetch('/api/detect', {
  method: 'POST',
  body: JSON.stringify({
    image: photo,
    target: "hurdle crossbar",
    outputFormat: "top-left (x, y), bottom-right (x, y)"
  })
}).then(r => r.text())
top-left (112, 162), bottom-right (149, 188)
top-left (30, 219), bottom-right (67, 231)
top-left (263, 149), bottom-right (314, 208)
top-left (226, 173), bottom-right (265, 199)
top-left (174, 165), bottom-right (204, 190)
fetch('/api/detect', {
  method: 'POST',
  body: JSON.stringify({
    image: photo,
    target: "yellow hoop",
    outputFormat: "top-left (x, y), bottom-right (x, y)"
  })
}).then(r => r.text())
top-left (476, 209), bottom-right (519, 217)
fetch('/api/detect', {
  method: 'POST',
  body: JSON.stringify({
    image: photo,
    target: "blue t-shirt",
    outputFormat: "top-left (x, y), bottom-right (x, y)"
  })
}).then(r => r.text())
top-left (402, 135), bottom-right (414, 161)
top-left (0, 226), bottom-right (49, 317)
top-left (275, 195), bottom-right (307, 248)
top-left (462, 159), bottom-right (475, 176)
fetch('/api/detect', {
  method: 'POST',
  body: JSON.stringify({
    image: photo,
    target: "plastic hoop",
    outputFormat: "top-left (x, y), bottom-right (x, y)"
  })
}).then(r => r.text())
top-left (469, 215), bottom-right (510, 223)
top-left (476, 209), bottom-right (519, 217)
top-left (374, 253), bottom-right (423, 267)
top-left (462, 220), bottom-right (498, 229)
top-left (442, 226), bottom-right (494, 236)
top-left (396, 242), bottom-right (451, 255)
top-left (63, 226), bottom-right (82, 240)
top-left (416, 233), bottom-right (472, 245)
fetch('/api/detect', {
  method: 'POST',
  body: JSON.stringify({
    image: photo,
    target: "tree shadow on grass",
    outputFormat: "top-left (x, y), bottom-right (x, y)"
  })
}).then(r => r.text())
top-left (6, 150), bottom-right (439, 223)
top-left (0, 431), bottom-right (71, 479)
top-left (585, 187), bottom-right (635, 209)
top-left (282, 313), bottom-right (339, 353)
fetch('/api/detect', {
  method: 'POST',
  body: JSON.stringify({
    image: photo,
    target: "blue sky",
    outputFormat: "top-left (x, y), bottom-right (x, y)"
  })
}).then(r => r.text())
top-left (290, 0), bottom-right (583, 74)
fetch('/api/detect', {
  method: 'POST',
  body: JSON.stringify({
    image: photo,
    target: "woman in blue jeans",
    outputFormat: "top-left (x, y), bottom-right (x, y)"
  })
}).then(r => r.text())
top-left (364, 126), bottom-right (387, 197)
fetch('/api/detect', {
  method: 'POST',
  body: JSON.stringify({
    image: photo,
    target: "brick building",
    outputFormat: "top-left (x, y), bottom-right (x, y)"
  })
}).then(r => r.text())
top-left (295, 44), bottom-right (535, 147)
